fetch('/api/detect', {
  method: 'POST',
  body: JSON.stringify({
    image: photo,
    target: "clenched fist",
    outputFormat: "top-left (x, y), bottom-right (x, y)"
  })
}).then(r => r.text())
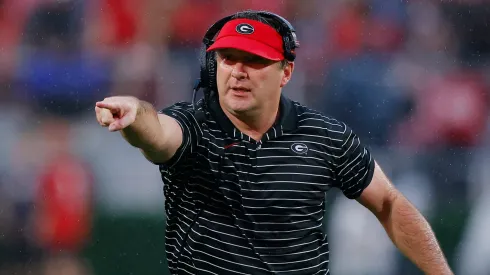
top-left (95, 96), bottom-right (140, 132)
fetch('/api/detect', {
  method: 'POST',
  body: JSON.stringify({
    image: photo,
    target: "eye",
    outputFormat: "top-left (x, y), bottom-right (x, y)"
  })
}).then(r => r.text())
top-left (219, 53), bottom-right (236, 63)
top-left (244, 56), bottom-right (263, 63)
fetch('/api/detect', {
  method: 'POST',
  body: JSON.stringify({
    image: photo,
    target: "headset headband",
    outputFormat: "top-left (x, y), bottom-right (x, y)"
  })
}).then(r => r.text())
top-left (203, 11), bottom-right (298, 60)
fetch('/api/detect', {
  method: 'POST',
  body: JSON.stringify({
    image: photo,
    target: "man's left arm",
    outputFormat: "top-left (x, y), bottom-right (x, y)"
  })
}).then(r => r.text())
top-left (357, 161), bottom-right (453, 275)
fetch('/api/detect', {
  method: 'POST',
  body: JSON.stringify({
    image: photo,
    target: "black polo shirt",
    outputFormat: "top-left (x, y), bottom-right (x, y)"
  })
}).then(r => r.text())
top-left (158, 95), bottom-right (375, 275)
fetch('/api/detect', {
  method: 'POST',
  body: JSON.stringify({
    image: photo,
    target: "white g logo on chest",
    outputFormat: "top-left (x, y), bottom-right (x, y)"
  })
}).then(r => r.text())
top-left (291, 143), bottom-right (308, 154)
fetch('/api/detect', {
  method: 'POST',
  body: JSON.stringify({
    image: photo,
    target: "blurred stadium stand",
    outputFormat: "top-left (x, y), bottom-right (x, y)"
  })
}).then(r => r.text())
top-left (1, 0), bottom-right (490, 274)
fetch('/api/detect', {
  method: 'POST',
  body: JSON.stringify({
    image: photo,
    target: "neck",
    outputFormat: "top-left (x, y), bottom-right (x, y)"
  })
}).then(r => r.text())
top-left (221, 100), bottom-right (280, 141)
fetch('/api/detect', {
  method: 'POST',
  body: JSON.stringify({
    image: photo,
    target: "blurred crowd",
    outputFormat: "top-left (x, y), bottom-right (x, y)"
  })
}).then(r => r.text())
top-left (1, 0), bottom-right (490, 274)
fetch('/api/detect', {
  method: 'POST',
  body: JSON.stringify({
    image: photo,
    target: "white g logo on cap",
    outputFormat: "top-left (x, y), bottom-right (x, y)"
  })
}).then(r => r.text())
top-left (236, 23), bottom-right (254, 34)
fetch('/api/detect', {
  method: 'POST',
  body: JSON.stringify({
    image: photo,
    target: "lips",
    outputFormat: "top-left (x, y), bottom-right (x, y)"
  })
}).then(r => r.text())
top-left (231, 87), bottom-right (251, 92)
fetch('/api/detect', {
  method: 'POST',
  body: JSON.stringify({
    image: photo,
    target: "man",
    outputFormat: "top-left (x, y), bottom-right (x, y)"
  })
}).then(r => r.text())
top-left (95, 10), bottom-right (453, 275)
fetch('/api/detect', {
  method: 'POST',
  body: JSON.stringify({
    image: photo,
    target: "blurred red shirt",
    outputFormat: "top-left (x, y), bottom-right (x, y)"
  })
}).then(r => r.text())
top-left (35, 153), bottom-right (93, 252)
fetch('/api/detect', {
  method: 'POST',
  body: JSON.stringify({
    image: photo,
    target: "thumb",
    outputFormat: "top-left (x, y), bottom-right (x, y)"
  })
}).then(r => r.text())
top-left (108, 122), bottom-right (121, 132)
top-left (108, 110), bottom-right (136, 132)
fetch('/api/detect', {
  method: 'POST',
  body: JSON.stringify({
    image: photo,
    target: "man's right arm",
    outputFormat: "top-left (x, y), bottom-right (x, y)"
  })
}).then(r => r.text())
top-left (121, 101), bottom-right (183, 164)
top-left (95, 96), bottom-right (184, 164)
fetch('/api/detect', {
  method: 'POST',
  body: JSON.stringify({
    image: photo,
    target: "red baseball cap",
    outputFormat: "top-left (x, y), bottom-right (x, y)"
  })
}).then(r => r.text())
top-left (206, 18), bottom-right (285, 61)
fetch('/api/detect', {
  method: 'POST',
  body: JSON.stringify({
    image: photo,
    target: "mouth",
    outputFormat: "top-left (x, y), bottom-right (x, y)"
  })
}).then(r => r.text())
top-left (231, 87), bottom-right (251, 93)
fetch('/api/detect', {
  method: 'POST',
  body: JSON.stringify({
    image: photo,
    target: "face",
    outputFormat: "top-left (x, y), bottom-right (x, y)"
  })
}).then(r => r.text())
top-left (215, 49), bottom-right (293, 116)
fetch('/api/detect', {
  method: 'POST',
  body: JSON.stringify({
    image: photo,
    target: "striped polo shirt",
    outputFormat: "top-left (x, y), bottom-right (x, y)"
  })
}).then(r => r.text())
top-left (158, 95), bottom-right (375, 275)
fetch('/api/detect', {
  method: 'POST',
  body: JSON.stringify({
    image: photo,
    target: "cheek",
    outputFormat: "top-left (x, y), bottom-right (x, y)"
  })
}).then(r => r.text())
top-left (255, 71), bottom-right (283, 89)
top-left (251, 71), bottom-right (269, 87)
top-left (216, 63), bottom-right (231, 87)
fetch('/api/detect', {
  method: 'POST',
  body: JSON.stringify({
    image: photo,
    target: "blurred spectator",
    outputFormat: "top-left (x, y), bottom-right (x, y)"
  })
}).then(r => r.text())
top-left (455, 149), bottom-right (490, 275)
top-left (14, 0), bottom-right (112, 118)
top-left (0, 121), bottom-right (46, 274)
top-left (322, 0), bottom-right (406, 146)
top-left (286, 0), bottom-right (329, 106)
top-left (168, 0), bottom-right (221, 49)
top-left (84, 0), bottom-right (171, 103)
top-left (33, 118), bottom-right (94, 254)
top-left (328, 0), bottom-right (370, 59)
top-left (395, 70), bottom-right (488, 148)
top-left (0, 115), bottom-right (95, 274)
top-left (33, 117), bottom-right (95, 275)
top-left (443, 2), bottom-right (490, 66)
top-left (22, 0), bottom-right (83, 50)
top-left (0, 0), bottom-right (39, 84)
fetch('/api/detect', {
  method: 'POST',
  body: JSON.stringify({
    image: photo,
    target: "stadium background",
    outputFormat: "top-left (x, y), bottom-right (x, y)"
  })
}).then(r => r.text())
top-left (0, 0), bottom-right (489, 274)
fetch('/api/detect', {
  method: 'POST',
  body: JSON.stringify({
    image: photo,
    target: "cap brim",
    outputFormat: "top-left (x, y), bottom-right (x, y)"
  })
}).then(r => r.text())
top-left (206, 36), bottom-right (284, 61)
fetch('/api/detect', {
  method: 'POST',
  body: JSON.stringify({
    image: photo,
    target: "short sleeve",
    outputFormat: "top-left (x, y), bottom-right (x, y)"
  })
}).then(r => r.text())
top-left (158, 102), bottom-right (202, 168)
top-left (333, 122), bottom-right (375, 199)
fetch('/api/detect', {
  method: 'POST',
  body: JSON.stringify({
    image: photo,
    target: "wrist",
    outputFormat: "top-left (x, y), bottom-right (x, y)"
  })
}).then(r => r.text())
top-left (136, 100), bottom-right (154, 117)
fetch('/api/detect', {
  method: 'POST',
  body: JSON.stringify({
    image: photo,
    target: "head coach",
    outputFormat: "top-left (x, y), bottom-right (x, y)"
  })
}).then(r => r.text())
top-left (95, 10), bottom-right (453, 275)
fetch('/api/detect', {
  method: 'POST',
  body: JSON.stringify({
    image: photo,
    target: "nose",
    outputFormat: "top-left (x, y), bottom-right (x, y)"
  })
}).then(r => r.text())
top-left (231, 62), bottom-right (247, 80)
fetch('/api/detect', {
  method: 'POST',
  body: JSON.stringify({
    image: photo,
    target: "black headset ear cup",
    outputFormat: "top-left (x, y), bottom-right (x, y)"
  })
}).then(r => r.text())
top-left (206, 52), bottom-right (217, 92)
top-left (197, 15), bottom-right (233, 91)
top-left (199, 44), bottom-right (209, 87)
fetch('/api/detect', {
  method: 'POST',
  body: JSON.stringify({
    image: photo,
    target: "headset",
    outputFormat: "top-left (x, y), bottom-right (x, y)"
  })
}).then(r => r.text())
top-left (192, 10), bottom-right (300, 111)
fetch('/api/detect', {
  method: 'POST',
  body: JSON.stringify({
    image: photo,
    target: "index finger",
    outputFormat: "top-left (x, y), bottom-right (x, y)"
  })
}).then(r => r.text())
top-left (96, 101), bottom-right (120, 112)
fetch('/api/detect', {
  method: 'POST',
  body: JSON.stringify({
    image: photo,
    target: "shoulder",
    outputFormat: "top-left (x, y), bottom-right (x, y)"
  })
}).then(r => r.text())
top-left (159, 100), bottom-right (208, 124)
top-left (293, 101), bottom-right (349, 139)
top-left (159, 101), bottom-right (195, 114)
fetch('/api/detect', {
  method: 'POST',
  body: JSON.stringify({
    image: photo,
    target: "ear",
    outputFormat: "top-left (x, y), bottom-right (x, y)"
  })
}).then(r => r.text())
top-left (280, 62), bottom-right (294, 88)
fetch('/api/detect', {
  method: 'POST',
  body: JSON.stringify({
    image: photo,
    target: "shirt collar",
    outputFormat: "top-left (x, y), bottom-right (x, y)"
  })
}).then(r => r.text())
top-left (208, 94), bottom-right (297, 139)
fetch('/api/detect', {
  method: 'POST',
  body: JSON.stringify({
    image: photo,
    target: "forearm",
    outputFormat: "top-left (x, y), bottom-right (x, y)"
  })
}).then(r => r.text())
top-left (121, 100), bottom-right (165, 151)
top-left (381, 195), bottom-right (453, 275)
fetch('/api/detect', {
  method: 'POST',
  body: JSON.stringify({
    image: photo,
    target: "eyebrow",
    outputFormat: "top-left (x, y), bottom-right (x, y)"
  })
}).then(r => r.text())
top-left (218, 50), bottom-right (268, 61)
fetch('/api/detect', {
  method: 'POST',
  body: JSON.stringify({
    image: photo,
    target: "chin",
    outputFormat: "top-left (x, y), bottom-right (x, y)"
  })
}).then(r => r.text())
top-left (222, 95), bottom-right (256, 113)
top-left (229, 104), bottom-right (254, 114)
top-left (226, 101), bottom-right (256, 114)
